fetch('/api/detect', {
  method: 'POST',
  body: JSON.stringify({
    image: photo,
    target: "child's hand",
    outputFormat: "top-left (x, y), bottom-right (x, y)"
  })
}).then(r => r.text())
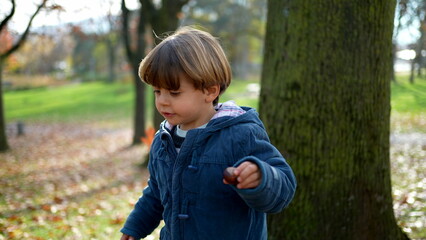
top-left (120, 234), bottom-right (135, 240)
top-left (223, 161), bottom-right (261, 189)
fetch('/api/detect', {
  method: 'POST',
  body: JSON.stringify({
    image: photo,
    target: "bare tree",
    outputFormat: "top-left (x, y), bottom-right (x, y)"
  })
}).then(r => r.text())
top-left (395, 0), bottom-right (426, 83)
top-left (0, 0), bottom-right (47, 151)
top-left (121, 0), bottom-right (188, 145)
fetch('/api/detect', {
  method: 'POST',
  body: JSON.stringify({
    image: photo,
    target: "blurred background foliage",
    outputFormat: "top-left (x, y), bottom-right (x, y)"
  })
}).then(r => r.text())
top-left (1, 0), bottom-right (266, 84)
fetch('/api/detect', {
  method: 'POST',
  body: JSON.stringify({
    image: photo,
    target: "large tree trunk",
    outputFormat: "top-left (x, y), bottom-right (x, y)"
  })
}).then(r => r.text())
top-left (259, 1), bottom-right (408, 239)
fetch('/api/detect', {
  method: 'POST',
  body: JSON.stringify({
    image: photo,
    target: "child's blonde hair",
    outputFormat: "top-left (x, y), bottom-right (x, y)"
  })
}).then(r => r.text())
top-left (139, 26), bottom-right (232, 105)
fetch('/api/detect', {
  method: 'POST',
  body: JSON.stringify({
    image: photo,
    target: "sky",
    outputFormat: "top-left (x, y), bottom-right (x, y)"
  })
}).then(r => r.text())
top-left (1, 0), bottom-right (139, 32)
top-left (397, 28), bottom-right (418, 47)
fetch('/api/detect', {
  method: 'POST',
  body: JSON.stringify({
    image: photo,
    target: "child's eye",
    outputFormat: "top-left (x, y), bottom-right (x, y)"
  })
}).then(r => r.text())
top-left (153, 89), bottom-right (161, 95)
top-left (170, 91), bottom-right (181, 96)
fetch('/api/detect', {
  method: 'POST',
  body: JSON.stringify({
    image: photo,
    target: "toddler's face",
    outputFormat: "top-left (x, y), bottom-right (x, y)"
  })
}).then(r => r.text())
top-left (153, 77), bottom-right (216, 130)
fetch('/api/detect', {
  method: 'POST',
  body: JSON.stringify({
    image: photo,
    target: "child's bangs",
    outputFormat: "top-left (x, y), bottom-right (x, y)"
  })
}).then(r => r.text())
top-left (144, 43), bottom-right (183, 90)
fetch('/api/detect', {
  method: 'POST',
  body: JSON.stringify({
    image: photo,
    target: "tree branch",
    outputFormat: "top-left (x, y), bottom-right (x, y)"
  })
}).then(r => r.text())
top-left (121, 0), bottom-right (134, 61)
top-left (0, 0), bottom-right (16, 33)
top-left (1, 0), bottom-right (46, 59)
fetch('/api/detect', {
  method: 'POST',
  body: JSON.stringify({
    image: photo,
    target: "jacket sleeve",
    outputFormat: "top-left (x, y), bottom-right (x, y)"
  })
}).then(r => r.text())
top-left (120, 153), bottom-right (164, 239)
top-left (233, 124), bottom-right (297, 213)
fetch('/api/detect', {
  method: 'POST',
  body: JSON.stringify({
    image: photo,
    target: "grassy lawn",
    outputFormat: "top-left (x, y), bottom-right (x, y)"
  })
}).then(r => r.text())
top-left (1, 75), bottom-right (425, 239)
top-left (5, 82), bottom-right (134, 123)
top-left (4, 74), bottom-right (424, 124)
top-left (392, 76), bottom-right (426, 115)
top-left (4, 79), bottom-right (258, 124)
top-left (391, 75), bottom-right (426, 133)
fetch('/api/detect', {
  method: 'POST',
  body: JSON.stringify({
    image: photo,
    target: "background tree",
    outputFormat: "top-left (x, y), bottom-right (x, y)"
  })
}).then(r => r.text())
top-left (259, 0), bottom-right (409, 239)
top-left (16, 33), bottom-right (66, 74)
top-left (394, 0), bottom-right (426, 83)
top-left (409, 0), bottom-right (426, 83)
top-left (89, 0), bottom-right (121, 83)
top-left (0, 0), bottom-right (47, 151)
top-left (70, 26), bottom-right (97, 79)
top-left (102, 10), bottom-right (120, 83)
top-left (121, 0), bottom-right (189, 145)
top-left (183, 0), bottom-right (266, 79)
top-left (65, 12), bottom-right (122, 83)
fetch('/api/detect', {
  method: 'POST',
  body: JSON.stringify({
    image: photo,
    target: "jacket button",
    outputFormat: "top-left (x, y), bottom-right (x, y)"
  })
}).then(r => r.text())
top-left (188, 165), bottom-right (198, 171)
top-left (178, 214), bottom-right (189, 220)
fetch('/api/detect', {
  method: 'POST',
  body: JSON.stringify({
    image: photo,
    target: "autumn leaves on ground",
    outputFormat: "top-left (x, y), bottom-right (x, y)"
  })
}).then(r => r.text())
top-left (0, 77), bottom-right (425, 239)
top-left (0, 122), bottom-right (157, 239)
top-left (1, 120), bottom-right (425, 240)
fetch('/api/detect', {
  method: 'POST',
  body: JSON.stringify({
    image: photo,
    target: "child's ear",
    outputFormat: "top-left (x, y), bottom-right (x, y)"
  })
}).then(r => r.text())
top-left (204, 85), bottom-right (220, 103)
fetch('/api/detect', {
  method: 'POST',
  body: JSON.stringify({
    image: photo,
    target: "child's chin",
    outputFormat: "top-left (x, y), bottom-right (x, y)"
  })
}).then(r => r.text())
top-left (167, 120), bottom-right (180, 126)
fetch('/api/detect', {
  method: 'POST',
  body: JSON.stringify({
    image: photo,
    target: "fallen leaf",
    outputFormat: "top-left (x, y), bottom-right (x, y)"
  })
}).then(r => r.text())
top-left (110, 215), bottom-right (125, 225)
top-left (41, 204), bottom-right (51, 212)
top-left (141, 127), bottom-right (156, 150)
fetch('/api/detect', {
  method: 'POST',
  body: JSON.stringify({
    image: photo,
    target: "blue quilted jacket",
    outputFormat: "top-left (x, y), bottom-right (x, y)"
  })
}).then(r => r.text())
top-left (121, 105), bottom-right (297, 240)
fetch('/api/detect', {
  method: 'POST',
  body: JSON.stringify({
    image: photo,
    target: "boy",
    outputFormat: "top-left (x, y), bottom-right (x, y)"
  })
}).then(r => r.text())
top-left (120, 26), bottom-right (296, 240)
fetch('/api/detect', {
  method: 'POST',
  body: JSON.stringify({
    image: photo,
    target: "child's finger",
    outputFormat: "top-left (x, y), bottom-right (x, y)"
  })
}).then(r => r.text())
top-left (234, 161), bottom-right (251, 176)
top-left (120, 234), bottom-right (135, 240)
top-left (236, 162), bottom-right (258, 180)
top-left (237, 178), bottom-right (260, 189)
top-left (237, 171), bottom-right (261, 188)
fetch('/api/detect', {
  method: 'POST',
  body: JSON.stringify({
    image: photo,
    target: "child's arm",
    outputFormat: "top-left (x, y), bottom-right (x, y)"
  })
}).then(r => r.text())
top-left (229, 124), bottom-right (297, 214)
top-left (120, 150), bottom-right (164, 240)
top-left (120, 177), bottom-right (164, 239)
top-left (234, 156), bottom-right (296, 214)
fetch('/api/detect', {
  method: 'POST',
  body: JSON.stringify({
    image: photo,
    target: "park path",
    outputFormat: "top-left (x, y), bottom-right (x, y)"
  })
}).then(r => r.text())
top-left (391, 132), bottom-right (426, 145)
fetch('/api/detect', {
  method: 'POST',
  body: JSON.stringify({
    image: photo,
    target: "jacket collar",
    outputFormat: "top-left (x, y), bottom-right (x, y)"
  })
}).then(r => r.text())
top-left (162, 101), bottom-right (246, 132)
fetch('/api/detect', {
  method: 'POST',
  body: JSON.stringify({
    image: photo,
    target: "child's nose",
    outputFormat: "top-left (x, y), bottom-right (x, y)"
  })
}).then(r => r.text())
top-left (156, 93), bottom-right (169, 106)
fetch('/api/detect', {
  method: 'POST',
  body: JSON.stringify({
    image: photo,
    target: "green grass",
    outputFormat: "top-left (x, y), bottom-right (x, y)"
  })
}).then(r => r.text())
top-left (392, 76), bottom-right (426, 115)
top-left (221, 78), bottom-right (260, 108)
top-left (391, 76), bottom-right (426, 133)
top-left (5, 79), bottom-right (260, 123)
top-left (5, 76), bottom-right (425, 125)
top-left (5, 82), bottom-right (134, 123)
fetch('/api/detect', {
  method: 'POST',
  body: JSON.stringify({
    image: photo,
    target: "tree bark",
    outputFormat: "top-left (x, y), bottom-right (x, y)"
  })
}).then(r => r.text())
top-left (260, 0), bottom-right (409, 239)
